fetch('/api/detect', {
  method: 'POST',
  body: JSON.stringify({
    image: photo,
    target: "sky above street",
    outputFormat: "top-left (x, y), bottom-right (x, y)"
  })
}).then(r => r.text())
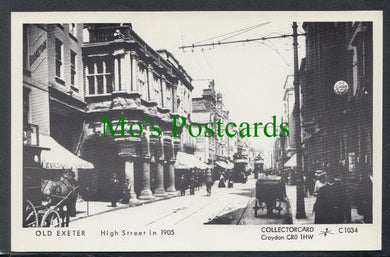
top-left (103, 12), bottom-right (306, 164)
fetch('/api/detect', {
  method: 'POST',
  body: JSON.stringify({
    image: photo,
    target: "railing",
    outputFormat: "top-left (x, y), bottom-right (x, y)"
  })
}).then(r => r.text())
top-left (24, 123), bottom-right (39, 146)
top-left (88, 26), bottom-right (132, 43)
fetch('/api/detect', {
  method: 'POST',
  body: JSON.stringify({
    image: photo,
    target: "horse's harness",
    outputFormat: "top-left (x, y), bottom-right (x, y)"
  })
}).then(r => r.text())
top-left (42, 175), bottom-right (79, 201)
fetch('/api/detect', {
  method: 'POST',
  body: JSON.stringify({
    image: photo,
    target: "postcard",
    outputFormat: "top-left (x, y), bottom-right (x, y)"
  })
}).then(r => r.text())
top-left (11, 11), bottom-right (382, 251)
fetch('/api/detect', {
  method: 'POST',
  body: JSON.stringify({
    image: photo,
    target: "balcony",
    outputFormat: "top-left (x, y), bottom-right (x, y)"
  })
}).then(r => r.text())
top-left (87, 25), bottom-right (132, 43)
top-left (24, 123), bottom-right (39, 146)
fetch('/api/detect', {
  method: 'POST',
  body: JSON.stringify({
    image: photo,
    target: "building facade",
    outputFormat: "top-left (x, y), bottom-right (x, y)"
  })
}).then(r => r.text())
top-left (24, 23), bottom-right (197, 205)
top-left (157, 50), bottom-right (197, 155)
top-left (191, 80), bottom-right (218, 165)
top-left (300, 22), bottom-right (372, 218)
top-left (24, 23), bottom-right (85, 144)
top-left (191, 80), bottom-right (237, 168)
top-left (79, 23), bottom-right (196, 202)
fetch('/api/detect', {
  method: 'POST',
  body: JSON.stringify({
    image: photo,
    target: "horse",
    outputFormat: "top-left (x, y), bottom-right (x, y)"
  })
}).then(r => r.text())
top-left (41, 170), bottom-right (79, 227)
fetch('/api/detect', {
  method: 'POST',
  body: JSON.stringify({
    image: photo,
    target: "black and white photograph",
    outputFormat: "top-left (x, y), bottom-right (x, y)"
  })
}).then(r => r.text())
top-left (12, 11), bottom-right (382, 252)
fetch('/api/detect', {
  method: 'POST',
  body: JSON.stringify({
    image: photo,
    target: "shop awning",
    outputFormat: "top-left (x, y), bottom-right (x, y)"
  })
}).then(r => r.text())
top-left (175, 152), bottom-right (209, 170)
top-left (216, 160), bottom-right (234, 170)
top-left (284, 154), bottom-right (296, 167)
top-left (40, 136), bottom-right (94, 169)
top-left (215, 161), bottom-right (228, 169)
top-left (226, 160), bottom-right (234, 169)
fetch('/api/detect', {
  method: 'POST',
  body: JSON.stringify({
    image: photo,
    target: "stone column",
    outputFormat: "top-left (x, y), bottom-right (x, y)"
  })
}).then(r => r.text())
top-left (124, 158), bottom-right (138, 205)
top-left (166, 139), bottom-right (177, 195)
top-left (131, 51), bottom-right (138, 92)
top-left (114, 57), bottom-right (120, 91)
top-left (122, 53), bottom-right (131, 92)
top-left (139, 131), bottom-right (155, 200)
top-left (139, 157), bottom-right (154, 200)
top-left (154, 160), bottom-right (167, 196)
top-left (115, 136), bottom-right (141, 206)
top-left (166, 159), bottom-right (176, 194)
top-left (147, 64), bottom-right (153, 101)
top-left (161, 75), bottom-right (166, 108)
top-left (154, 138), bottom-right (167, 197)
top-left (172, 84), bottom-right (177, 112)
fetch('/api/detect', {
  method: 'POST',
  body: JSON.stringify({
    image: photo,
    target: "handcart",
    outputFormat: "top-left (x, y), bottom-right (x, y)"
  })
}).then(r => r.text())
top-left (254, 175), bottom-right (286, 217)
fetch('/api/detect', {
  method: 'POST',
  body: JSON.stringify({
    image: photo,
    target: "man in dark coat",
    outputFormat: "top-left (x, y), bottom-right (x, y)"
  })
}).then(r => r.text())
top-left (110, 173), bottom-right (120, 207)
top-left (68, 171), bottom-right (79, 217)
top-left (314, 173), bottom-right (351, 224)
top-left (205, 171), bottom-right (213, 196)
top-left (179, 174), bottom-right (187, 196)
top-left (190, 174), bottom-right (195, 195)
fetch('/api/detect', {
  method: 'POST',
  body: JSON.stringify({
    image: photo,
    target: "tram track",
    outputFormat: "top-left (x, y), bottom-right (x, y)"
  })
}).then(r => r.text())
top-left (145, 189), bottom-right (227, 226)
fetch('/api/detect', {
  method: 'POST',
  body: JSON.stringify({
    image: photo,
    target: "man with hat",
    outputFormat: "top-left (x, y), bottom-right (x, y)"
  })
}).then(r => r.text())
top-left (313, 170), bottom-right (327, 196)
top-left (313, 172), bottom-right (351, 224)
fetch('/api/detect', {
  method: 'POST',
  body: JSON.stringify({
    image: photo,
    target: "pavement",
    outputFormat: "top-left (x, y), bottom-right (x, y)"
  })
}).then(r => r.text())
top-left (70, 178), bottom-right (292, 226)
top-left (70, 194), bottom-right (177, 223)
top-left (71, 180), bottom-right (365, 226)
top-left (285, 184), bottom-right (365, 224)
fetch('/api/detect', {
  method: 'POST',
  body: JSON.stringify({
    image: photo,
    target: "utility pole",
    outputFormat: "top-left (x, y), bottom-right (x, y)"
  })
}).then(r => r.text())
top-left (292, 21), bottom-right (306, 219)
top-left (180, 22), bottom-right (308, 219)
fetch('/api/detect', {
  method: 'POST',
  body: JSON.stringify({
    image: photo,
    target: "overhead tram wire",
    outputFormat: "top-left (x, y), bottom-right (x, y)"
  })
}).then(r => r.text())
top-left (179, 33), bottom-right (308, 50)
top-left (193, 22), bottom-right (271, 45)
top-left (256, 40), bottom-right (291, 67)
top-left (216, 22), bottom-right (271, 43)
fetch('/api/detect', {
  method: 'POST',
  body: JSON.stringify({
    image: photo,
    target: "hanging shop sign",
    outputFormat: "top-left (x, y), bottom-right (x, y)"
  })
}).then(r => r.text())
top-left (29, 39), bottom-right (47, 67)
top-left (334, 80), bottom-right (349, 95)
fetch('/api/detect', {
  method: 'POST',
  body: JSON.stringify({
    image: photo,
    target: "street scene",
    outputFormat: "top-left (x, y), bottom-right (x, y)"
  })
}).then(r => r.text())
top-left (70, 177), bottom-right (293, 227)
top-left (71, 178), bottom-right (291, 227)
top-left (22, 16), bottom-right (373, 228)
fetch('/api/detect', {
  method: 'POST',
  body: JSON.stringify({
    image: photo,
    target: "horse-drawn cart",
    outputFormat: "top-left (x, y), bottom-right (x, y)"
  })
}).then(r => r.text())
top-left (23, 133), bottom-right (89, 228)
top-left (23, 169), bottom-right (79, 227)
top-left (254, 174), bottom-right (286, 217)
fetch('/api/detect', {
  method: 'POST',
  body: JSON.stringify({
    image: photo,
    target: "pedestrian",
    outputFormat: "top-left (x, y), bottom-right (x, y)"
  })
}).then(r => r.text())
top-left (218, 173), bottom-right (226, 188)
top-left (227, 172), bottom-right (234, 188)
top-left (179, 174), bottom-right (186, 196)
top-left (313, 172), bottom-right (351, 224)
top-left (68, 171), bottom-right (79, 217)
top-left (110, 173), bottom-right (120, 207)
top-left (190, 174), bottom-right (195, 195)
top-left (195, 171), bottom-right (200, 191)
top-left (357, 173), bottom-right (372, 223)
top-left (122, 179), bottom-right (130, 204)
top-left (313, 171), bottom-right (327, 196)
top-left (206, 170), bottom-right (213, 196)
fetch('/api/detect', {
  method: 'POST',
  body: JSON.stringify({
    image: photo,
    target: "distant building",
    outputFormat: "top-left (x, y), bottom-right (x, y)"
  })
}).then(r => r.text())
top-left (191, 80), bottom-right (217, 165)
top-left (191, 80), bottom-right (237, 171)
top-left (282, 75), bottom-right (296, 158)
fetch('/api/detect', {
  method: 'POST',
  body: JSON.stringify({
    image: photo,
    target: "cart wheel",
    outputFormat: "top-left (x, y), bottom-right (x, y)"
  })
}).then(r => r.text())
top-left (41, 209), bottom-right (61, 227)
top-left (24, 200), bottom-right (38, 227)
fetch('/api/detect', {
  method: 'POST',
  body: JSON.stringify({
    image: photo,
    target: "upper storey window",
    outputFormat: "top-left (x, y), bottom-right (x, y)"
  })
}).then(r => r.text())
top-left (86, 59), bottom-right (113, 95)
top-left (55, 38), bottom-right (63, 79)
top-left (69, 23), bottom-right (77, 37)
top-left (70, 50), bottom-right (77, 87)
